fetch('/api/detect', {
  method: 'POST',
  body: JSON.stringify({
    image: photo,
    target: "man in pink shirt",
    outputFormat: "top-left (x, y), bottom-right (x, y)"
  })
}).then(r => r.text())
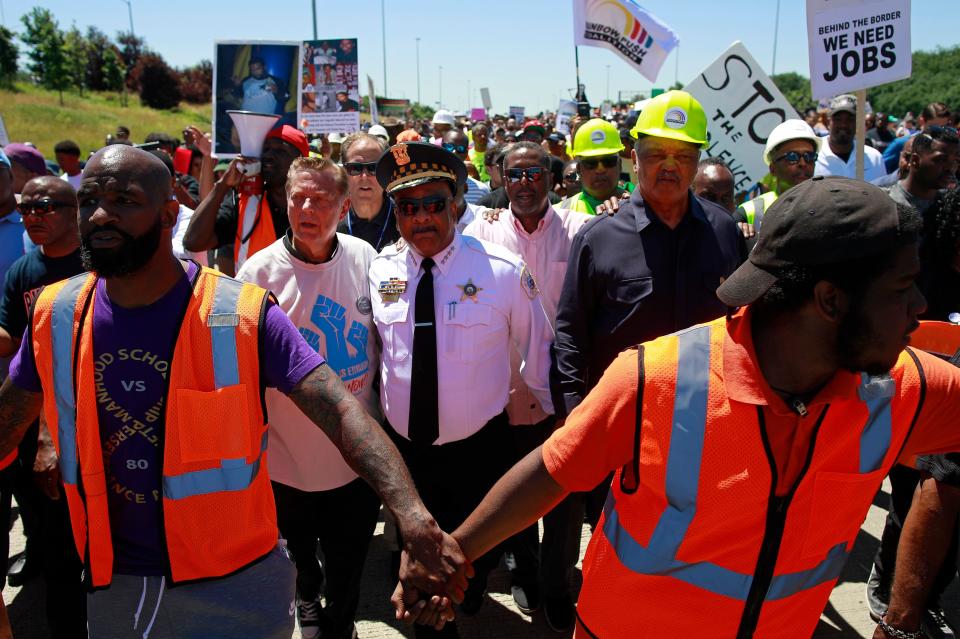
top-left (463, 141), bottom-right (590, 631)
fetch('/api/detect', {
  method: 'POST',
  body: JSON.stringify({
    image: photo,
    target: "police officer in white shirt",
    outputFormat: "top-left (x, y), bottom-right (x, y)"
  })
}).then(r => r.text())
top-left (463, 141), bottom-right (591, 631)
top-left (370, 142), bottom-right (554, 637)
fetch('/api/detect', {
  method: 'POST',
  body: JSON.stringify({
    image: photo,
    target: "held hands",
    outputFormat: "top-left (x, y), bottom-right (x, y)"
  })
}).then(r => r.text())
top-left (400, 527), bottom-right (474, 603)
top-left (391, 581), bottom-right (455, 630)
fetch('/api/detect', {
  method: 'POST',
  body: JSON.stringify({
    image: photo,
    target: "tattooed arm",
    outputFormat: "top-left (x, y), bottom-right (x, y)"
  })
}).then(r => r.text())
top-left (289, 363), bottom-right (472, 600)
top-left (0, 377), bottom-right (43, 460)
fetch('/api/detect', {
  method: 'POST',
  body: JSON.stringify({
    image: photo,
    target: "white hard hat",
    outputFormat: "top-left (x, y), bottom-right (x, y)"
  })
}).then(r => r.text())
top-left (432, 110), bottom-right (456, 126)
top-left (763, 119), bottom-right (821, 165)
top-left (328, 132), bottom-right (344, 144)
top-left (367, 124), bottom-right (389, 141)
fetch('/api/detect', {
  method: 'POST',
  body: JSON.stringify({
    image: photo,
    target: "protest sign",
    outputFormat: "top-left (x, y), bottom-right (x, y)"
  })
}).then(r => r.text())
top-left (556, 100), bottom-right (578, 136)
top-left (0, 115), bottom-right (8, 146)
top-left (368, 75), bottom-right (379, 124)
top-left (684, 41), bottom-right (799, 194)
top-left (572, 0), bottom-right (678, 82)
top-left (376, 98), bottom-right (410, 116)
top-left (301, 38), bottom-right (361, 134)
top-left (212, 41), bottom-right (302, 157)
top-left (509, 106), bottom-right (525, 120)
top-left (480, 88), bottom-right (492, 111)
top-left (470, 108), bottom-right (487, 122)
top-left (806, 0), bottom-right (911, 99)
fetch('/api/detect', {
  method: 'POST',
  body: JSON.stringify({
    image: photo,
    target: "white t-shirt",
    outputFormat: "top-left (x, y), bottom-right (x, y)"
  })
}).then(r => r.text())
top-left (61, 172), bottom-right (82, 191)
top-left (236, 233), bottom-right (381, 491)
top-left (814, 137), bottom-right (887, 182)
top-left (170, 205), bottom-right (208, 266)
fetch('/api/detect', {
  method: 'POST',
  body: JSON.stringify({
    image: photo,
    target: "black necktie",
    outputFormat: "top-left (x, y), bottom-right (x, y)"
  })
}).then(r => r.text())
top-left (409, 257), bottom-right (439, 444)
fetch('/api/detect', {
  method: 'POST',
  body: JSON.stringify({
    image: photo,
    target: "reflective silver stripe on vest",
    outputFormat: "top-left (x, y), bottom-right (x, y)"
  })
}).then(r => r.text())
top-left (209, 276), bottom-right (243, 389)
top-left (857, 373), bottom-right (895, 473)
top-left (599, 323), bottom-right (851, 600)
top-left (161, 275), bottom-right (264, 500)
top-left (50, 277), bottom-right (90, 486)
top-left (752, 196), bottom-right (766, 235)
top-left (163, 430), bottom-right (268, 500)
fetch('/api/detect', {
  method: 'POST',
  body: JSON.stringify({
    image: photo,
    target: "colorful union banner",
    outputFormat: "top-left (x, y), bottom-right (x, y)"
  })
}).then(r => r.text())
top-left (572, 0), bottom-right (679, 82)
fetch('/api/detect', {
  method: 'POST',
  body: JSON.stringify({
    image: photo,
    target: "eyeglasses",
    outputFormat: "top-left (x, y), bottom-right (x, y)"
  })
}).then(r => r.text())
top-left (505, 167), bottom-right (547, 183)
top-left (442, 143), bottom-right (468, 154)
top-left (394, 195), bottom-right (449, 217)
top-left (772, 151), bottom-right (818, 165)
top-left (19, 199), bottom-right (73, 217)
top-left (344, 162), bottom-right (377, 176)
top-left (578, 155), bottom-right (618, 170)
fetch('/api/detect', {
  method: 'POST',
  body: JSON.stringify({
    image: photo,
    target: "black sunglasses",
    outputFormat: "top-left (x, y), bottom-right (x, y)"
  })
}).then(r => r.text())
top-left (563, 173), bottom-right (580, 182)
top-left (344, 162), bottom-right (377, 176)
top-left (579, 155), bottom-right (618, 170)
top-left (20, 199), bottom-right (74, 217)
top-left (442, 143), bottom-right (468, 155)
top-left (394, 195), bottom-right (449, 217)
top-left (505, 167), bottom-right (547, 183)
top-left (772, 151), bottom-right (818, 165)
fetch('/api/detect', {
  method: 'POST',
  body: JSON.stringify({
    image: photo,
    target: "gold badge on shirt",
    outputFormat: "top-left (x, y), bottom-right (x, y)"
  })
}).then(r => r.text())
top-left (378, 278), bottom-right (407, 302)
top-left (457, 278), bottom-right (483, 303)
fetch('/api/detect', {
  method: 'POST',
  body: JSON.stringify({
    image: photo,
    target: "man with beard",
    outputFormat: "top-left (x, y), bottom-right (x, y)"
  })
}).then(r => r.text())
top-left (0, 176), bottom-right (86, 638)
top-left (0, 145), bottom-right (469, 637)
top-left (184, 125), bottom-right (308, 272)
top-left (814, 94), bottom-right (886, 182)
top-left (398, 176), bottom-right (960, 638)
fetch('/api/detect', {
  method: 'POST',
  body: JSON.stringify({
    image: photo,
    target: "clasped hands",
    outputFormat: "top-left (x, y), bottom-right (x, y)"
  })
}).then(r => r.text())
top-left (391, 529), bottom-right (474, 630)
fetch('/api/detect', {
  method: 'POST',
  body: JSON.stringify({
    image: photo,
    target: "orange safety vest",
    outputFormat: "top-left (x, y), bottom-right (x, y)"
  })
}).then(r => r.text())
top-left (575, 319), bottom-right (928, 638)
top-left (234, 192), bottom-right (278, 269)
top-left (31, 268), bottom-right (277, 587)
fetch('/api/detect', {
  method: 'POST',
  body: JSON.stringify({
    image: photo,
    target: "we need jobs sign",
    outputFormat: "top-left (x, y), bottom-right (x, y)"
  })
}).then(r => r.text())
top-left (806, 0), bottom-right (911, 98)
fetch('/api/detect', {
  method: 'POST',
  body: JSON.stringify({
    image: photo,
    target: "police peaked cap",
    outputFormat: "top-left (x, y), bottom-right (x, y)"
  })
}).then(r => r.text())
top-left (376, 142), bottom-right (467, 194)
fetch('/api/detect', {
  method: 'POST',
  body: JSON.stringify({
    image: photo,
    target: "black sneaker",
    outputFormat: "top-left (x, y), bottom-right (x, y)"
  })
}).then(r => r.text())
top-left (544, 594), bottom-right (575, 633)
top-left (922, 606), bottom-right (958, 639)
top-left (866, 565), bottom-right (890, 622)
top-left (296, 596), bottom-right (321, 639)
top-left (511, 582), bottom-right (541, 615)
top-left (6, 551), bottom-right (39, 588)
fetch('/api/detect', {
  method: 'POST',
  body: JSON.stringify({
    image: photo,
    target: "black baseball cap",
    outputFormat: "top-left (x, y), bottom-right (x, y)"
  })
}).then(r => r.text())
top-left (717, 176), bottom-right (907, 307)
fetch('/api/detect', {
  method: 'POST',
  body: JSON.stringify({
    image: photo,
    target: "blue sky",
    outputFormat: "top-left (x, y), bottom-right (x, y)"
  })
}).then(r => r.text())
top-left (2, 0), bottom-right (956, 113)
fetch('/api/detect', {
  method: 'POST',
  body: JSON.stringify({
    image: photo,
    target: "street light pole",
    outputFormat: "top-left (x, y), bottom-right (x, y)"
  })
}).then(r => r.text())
top-left (120, 0), bottom-right (135, 35)
top-left (606, 65), bottom-right (611, 102)
top-left (438, 65), bottom-right (443, 109)
top-left (771, 0), bottom-right (781, 75)
top-left (311, 0), bottom-right (317, 40)
top-left (381, 0), bottom-right (388, 95)
top-left (415, 37), bottom-right (421, 104)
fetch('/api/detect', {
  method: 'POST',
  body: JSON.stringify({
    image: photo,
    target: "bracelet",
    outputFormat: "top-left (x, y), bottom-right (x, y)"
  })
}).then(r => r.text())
top-left (878, 616), bottom-right (922, 639)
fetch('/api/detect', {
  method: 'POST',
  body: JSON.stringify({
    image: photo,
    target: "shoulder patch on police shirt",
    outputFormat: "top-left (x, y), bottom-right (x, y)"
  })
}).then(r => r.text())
top-left (520, 264), bottom-right (539, 300)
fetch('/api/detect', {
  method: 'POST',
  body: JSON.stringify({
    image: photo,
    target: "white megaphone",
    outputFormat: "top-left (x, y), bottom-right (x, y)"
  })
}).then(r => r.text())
top-left (227, 110), bottom-right (281, 175)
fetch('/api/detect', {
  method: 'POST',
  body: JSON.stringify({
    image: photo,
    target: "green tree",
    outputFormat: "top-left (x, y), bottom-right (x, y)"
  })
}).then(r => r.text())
top-left (0, 26), bottom-right (18, 88)
top-left (20, 7), bottom-right (69, 104)
top-left (102, 47), bottom-right (127, 95)
top-left (63, 26), bottom-right (89, 96)
top-left (116, 31), bottom-right (144, 90)
top-left (771, 72), bottom-right (815, 115)
top-left (83, 26), bottom-right (113, 91)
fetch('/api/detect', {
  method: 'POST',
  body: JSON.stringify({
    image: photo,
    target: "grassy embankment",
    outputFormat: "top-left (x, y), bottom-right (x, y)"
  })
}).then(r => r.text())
top-left (0, 82), bottom-right (211, 159)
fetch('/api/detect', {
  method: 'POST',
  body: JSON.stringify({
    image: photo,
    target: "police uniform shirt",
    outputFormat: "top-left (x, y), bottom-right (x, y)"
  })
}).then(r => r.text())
top-left (369, 231), bottom-right (554, 444)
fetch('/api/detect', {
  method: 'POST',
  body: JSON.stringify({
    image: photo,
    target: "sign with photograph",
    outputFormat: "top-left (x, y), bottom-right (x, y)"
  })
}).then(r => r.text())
top-left (301, 38), bottom-right (361, 134)
top-left (212, 40), bottom-right (302, 157)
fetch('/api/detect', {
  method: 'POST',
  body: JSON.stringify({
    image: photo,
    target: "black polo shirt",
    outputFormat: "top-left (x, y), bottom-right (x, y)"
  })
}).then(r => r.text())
top-left (552, 188), bottom-right (747, 417)
top-left (336, 197), bottom-right (401, 252)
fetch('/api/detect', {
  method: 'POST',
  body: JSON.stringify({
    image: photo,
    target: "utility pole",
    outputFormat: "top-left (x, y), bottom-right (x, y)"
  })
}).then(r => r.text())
top-left (120, 0), bottom-right (135, 36)
top-left (772, 0), bottom-right (781, 75)
top-left (381, 0), bottom-right (388, 95)
top-left (415, 37), bottom-right (421, 104)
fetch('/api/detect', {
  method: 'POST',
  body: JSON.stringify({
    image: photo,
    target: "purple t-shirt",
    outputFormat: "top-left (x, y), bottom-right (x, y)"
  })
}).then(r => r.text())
top-left (10, 261), bottom-right (324, 575)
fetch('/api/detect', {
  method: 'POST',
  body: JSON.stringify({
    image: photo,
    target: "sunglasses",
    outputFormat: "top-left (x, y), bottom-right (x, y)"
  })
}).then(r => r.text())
top-left (563, 173), bottom-right (580, 182)
top-left (505, 167), bottom-right (547, 183)
top-left (442, 143), bottom-right (468, 154)
top-left (579, 155), bottom-right (618, 170)
top-left (20, 199), bottom-right (73, 217)
top-left (394, 195), bottom-right (449, 217)
top-left (772, 151), bottom-right (818, 165)
top-left (344, 162), bottom-right (377, 176)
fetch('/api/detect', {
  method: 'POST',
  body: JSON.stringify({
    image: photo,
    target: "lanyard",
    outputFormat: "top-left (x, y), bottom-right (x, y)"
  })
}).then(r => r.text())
top-left (346, 199), bottom-right (393, 251)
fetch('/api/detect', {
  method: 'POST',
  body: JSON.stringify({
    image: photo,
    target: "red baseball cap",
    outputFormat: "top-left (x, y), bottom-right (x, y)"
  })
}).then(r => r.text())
top-left (266, 125), bottom-right (309, 157)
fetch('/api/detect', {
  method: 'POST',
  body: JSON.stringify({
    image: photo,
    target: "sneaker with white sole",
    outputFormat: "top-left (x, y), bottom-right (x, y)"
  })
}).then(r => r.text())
top-left (922, 606), bottom-right (958, 639)
top-left (297, 596), bottom-right (322, 639)
top-left (866, 565), bottom-right (890, 622)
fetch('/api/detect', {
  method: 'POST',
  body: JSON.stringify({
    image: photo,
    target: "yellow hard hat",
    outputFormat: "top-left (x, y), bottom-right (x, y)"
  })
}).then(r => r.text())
top-left (630, 90), bottom-right (708, 147)
top-left (572, 118), bottom-right (624, 158)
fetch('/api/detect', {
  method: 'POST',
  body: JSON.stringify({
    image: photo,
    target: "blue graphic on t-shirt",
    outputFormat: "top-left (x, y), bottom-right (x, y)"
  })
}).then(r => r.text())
top-left (298, 294), bottom-right (369, 381)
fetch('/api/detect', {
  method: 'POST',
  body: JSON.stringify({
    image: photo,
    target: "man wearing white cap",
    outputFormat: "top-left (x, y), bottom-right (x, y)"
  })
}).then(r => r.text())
top-left (734, 119), bottom-right (821, 245)
top-left (814, 94), bottom-right (886, 182)
top-left (430, 110), bottom-right (456, 146)
top-left (368, 125), bottom-right (390, 144)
